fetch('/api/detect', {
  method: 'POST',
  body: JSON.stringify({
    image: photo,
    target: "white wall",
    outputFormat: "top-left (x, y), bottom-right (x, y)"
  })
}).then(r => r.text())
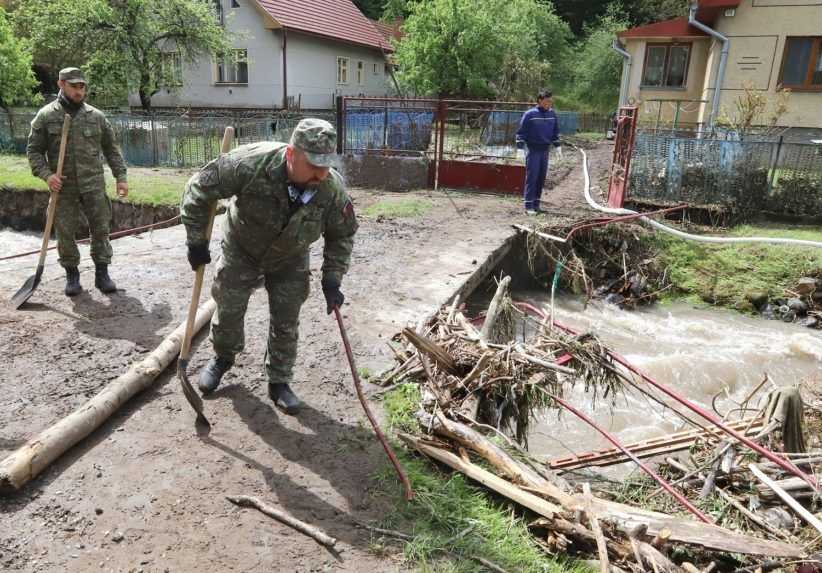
top-left (132, 0), bottom-right (392, 110)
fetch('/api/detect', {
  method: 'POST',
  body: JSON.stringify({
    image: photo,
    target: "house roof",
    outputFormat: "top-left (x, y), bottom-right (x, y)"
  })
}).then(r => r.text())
top-left (255, 0), bottom-right (391, 52)
top-left (695, 0), bottom-right (741, 23)
top-left (370, 18), bottom-right (403, 44)
top-left (618, 17), bottom-right (710, 39)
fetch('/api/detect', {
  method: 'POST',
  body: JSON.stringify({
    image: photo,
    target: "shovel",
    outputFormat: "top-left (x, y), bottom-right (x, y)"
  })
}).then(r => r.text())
top-left (10, 114), bottom-right (72, 309)
top-left (177, 126), bottom-right (234, 428)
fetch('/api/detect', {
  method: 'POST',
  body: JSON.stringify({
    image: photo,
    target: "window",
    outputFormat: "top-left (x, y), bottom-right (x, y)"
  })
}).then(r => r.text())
top-left (160, 52), bottom-right (183, 87)
top-left (373, 63), bottom-right (380, 75)
top-left (337, 57), bottom-right (349, 84)
top-left (213, 0), bottom-right (224, 25)
top-left (231, 0), bottom-right (240, 6)
top-left (356, 61), bottom-right (364, 85)
top-left (641, 43), bottom-right (690, 88)
top-left (780, 37), bottom-right (822, 90)
top-left (216, 49), bottom-right (248, 84)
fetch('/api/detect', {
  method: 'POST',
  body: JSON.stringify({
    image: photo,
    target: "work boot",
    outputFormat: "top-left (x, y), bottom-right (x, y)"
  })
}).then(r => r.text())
top-left (64, 266), bottom-right (82, 297)
top-left (94, 263), bottom-right (117, 293)
top-left (198, 356), bottom-right (233, 395)
top-left (268, 383), bottom-right (302, 415)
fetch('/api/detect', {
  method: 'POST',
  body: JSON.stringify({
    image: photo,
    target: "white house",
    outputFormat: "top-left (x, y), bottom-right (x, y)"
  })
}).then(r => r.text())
top-left (135, 0), bottom-right (396, 111)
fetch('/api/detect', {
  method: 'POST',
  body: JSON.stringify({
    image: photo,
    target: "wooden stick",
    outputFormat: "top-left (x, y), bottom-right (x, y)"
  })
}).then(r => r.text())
top-left (513, 346), bottom-right (575, 374)
top-left (0, 300), bottom-right (217, 492)
top-left (583, 483), bottom-right (610, 573)
top-left (480, 275), bottom-right (511, 344)
top-left (446, 293), bottom-right (461, 325)
top-left (512, 224), bottom-right (567, 243)
top-left (750, 464), bottom-right (822, 534)
top-left (227, 495), bottom-right (337, 548)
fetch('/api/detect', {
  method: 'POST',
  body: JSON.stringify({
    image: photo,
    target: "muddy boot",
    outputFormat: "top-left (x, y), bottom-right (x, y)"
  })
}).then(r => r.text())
top-left (268, 383), bottom-right (302, 415)
top-left (64, 266), bottom-right (82, 297)
top-left (198, 356), bottom-right (233, 395)
top-left (94, 263), bottom-right (117, 293)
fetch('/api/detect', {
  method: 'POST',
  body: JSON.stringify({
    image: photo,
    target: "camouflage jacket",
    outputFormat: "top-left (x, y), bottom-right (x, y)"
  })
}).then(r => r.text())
top-left (26, 100), bottom-right (127, 192)
top-left (181, 142), bottom-right (358, 283)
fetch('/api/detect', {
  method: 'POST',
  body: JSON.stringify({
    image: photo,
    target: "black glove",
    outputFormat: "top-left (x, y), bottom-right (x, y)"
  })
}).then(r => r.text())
top-left (321, 279), bottom-right (344, 315)
top-left (187, 241), bottom-right (211, 270)
top-left (516, 140), bottom-right (525, 150)
top-left (554, 139), bottom-right (563, 148)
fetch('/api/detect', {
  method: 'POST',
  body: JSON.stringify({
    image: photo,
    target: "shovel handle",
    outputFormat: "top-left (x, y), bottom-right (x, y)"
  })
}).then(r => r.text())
top-left (180, 126), bottom-right (234, 360)
top-left (37, 115), bottom-right (71, 269)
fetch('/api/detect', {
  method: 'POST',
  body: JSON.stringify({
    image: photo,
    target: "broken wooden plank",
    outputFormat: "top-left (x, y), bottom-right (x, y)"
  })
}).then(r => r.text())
top-left (547, 417), bottom-right (766, 471)
top-left (750, 463), bottom-right (822, 535)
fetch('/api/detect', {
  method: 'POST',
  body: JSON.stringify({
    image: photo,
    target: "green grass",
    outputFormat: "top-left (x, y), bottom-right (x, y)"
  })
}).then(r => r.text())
top-left (0, 153), bottom-right (192, 206)
top-left (374, 384), bottom-right (587, 573)
top-left (363, 197), bottom-right (434, 218)
top-left (651, 223), bottom-right (822, 310)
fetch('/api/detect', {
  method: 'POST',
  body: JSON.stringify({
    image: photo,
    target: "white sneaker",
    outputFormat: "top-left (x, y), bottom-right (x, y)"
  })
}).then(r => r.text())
top-left (526, 209), bottom-right (538, 216)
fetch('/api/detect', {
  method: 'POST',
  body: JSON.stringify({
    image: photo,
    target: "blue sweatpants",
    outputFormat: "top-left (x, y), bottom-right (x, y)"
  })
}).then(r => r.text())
top-left (523, 146), bottom-right (549, 211)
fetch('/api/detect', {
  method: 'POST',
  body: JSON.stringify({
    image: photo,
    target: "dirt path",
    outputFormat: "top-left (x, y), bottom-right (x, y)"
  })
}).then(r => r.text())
top-left (0, 142), bottom-right (612, 572)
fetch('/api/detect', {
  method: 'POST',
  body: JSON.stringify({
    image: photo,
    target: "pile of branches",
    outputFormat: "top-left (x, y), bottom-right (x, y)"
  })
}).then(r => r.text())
top-left (521, 221), bottom-right (670, 310)
top-left (378, 276), bottom-right (815, 572)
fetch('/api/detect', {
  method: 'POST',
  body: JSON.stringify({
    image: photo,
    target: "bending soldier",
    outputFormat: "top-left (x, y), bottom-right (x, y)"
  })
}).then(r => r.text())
top-left (180, 118), bottom-right (358, 414)
top-left (26, 67), bottom-right (128, 296)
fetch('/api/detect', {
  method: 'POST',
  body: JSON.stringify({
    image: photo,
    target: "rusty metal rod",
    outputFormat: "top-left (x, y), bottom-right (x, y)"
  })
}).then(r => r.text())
top-left (333, 307), bottom-right (414, 501)
top-left (549, 393), bottom-right (713, 523)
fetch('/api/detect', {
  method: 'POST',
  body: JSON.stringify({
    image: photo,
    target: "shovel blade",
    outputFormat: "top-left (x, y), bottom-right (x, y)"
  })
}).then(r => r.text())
top-left (10, 266), bottom-right (44, 310)
top-left (177, 362), bottom-right (210, 428)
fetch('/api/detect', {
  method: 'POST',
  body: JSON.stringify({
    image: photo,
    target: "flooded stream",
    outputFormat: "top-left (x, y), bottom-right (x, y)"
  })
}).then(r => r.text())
top-left (517, 292), bottom-right (822, 467)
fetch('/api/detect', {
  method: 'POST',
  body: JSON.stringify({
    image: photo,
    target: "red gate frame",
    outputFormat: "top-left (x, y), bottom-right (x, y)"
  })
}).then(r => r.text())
top-left (607, 106), bottom-right (638, 208)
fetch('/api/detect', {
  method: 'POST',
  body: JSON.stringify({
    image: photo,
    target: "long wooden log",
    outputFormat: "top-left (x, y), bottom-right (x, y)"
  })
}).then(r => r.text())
top-left (0, 299), bottom-right (217, 492)
top-left (429, 414), bottom-right (574, 505)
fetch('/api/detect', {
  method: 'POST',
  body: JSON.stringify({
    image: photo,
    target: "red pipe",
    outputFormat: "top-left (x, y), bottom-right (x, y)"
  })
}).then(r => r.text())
top-left (563, 204), bottom-right (688, 241)
top-left (513, 301), bottom-right (819, 492)
top-left (0, 214), bottom-right (182, 262)
top-left (333, 307), bottom-right (414, 501)
top-left (550, 393), bottom-right (713, 523)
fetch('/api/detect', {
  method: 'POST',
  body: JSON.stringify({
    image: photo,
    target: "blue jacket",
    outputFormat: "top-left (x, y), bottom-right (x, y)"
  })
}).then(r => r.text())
top-left (515, 106), bottom-right (560, 150)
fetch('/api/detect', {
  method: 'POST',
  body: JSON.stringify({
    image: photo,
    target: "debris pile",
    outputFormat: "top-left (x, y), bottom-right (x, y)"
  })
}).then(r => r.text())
top-left (378, 276), bottom-right (821, 572)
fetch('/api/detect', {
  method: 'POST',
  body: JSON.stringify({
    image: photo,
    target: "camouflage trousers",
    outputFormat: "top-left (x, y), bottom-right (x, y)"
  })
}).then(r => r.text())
top-left (54, 186), bottom-right (112, 268)
top-left (210, 249), bottom-right (310, 385)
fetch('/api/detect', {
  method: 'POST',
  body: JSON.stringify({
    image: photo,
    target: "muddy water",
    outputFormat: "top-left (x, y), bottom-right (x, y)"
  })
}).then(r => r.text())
top-left (522, 292), bottom-right (822, 466)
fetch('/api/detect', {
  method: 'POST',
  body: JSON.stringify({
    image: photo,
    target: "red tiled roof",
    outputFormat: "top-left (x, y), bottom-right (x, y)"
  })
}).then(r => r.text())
top-left (255, 0), bottom-right (391, 52)
top-left (618, 17), bottom-right (710, 39)
top-left (371, 18), bottom-right (403, 43)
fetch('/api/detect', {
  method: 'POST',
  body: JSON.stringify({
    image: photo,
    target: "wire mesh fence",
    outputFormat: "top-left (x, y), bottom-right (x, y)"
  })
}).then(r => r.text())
top-left (0, 109), bottom-right (334, 168)
top-left (341, 98), bottom-right (436, 155)
top-left (630, 132), bottom-right (822, 219)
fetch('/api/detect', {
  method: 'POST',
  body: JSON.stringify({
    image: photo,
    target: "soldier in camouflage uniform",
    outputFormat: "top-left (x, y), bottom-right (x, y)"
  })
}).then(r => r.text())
top-left (180, 118), bottom-right (358, 414)
top-left (26, 67), bottom-right (128, 296)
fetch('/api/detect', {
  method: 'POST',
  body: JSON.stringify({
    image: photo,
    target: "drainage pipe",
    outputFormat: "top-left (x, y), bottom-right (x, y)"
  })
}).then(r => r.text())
top-left (688, 3), bottom-right (729, 128)
top-left (550, 393), bottom-right (714, 523)
top-left (577, 145), bottom-right (822, 249)
top-left (611, 39), bottom-right (632, 108)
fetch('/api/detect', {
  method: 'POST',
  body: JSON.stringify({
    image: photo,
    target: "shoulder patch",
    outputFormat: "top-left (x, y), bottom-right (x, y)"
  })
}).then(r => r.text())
top-left (342, 200), bottom-right (355, 219)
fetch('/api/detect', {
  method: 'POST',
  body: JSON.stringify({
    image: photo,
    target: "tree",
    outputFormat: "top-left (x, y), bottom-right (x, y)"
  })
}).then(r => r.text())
top-left (393, 0), bottom-right (571, 100)
top-left (570, 6), bottom-right (631, 112)
top-left (0, 6), bottom-right (40, 144)
top-left (13, 0), bottom-right (233, 111)
top-left (0, 6), bottom-right (38, 110)
top-left (353, 0), bottom-right (385, 19)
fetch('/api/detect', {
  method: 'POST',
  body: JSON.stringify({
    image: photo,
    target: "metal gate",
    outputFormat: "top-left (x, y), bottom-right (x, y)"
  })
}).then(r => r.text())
top-left (607, 106), bottom-right (638, 208)
top-left (339, 97), bottom-right (579, 194)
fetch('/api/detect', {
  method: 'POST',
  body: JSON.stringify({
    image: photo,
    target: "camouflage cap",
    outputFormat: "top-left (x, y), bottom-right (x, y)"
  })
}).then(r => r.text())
top-left (290, 118), bottom-right (337, 167)
top-left (59, 67), bottom-right (86, 84)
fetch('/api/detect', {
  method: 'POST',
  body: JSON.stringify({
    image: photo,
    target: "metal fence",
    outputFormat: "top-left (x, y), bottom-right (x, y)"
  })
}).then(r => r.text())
top-left (630, 132), bottom-right (822, 219)
top-left (0, 109), bottom-right (333, 168)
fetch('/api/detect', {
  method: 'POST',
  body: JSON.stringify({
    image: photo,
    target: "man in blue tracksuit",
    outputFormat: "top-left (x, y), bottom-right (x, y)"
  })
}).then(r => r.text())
top-left (515, 90), bottom-right (561, 215)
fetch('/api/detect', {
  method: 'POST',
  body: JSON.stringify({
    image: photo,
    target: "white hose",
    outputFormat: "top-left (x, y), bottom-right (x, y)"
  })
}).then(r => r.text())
top-left (577, 146), bottom-right (822, 249)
